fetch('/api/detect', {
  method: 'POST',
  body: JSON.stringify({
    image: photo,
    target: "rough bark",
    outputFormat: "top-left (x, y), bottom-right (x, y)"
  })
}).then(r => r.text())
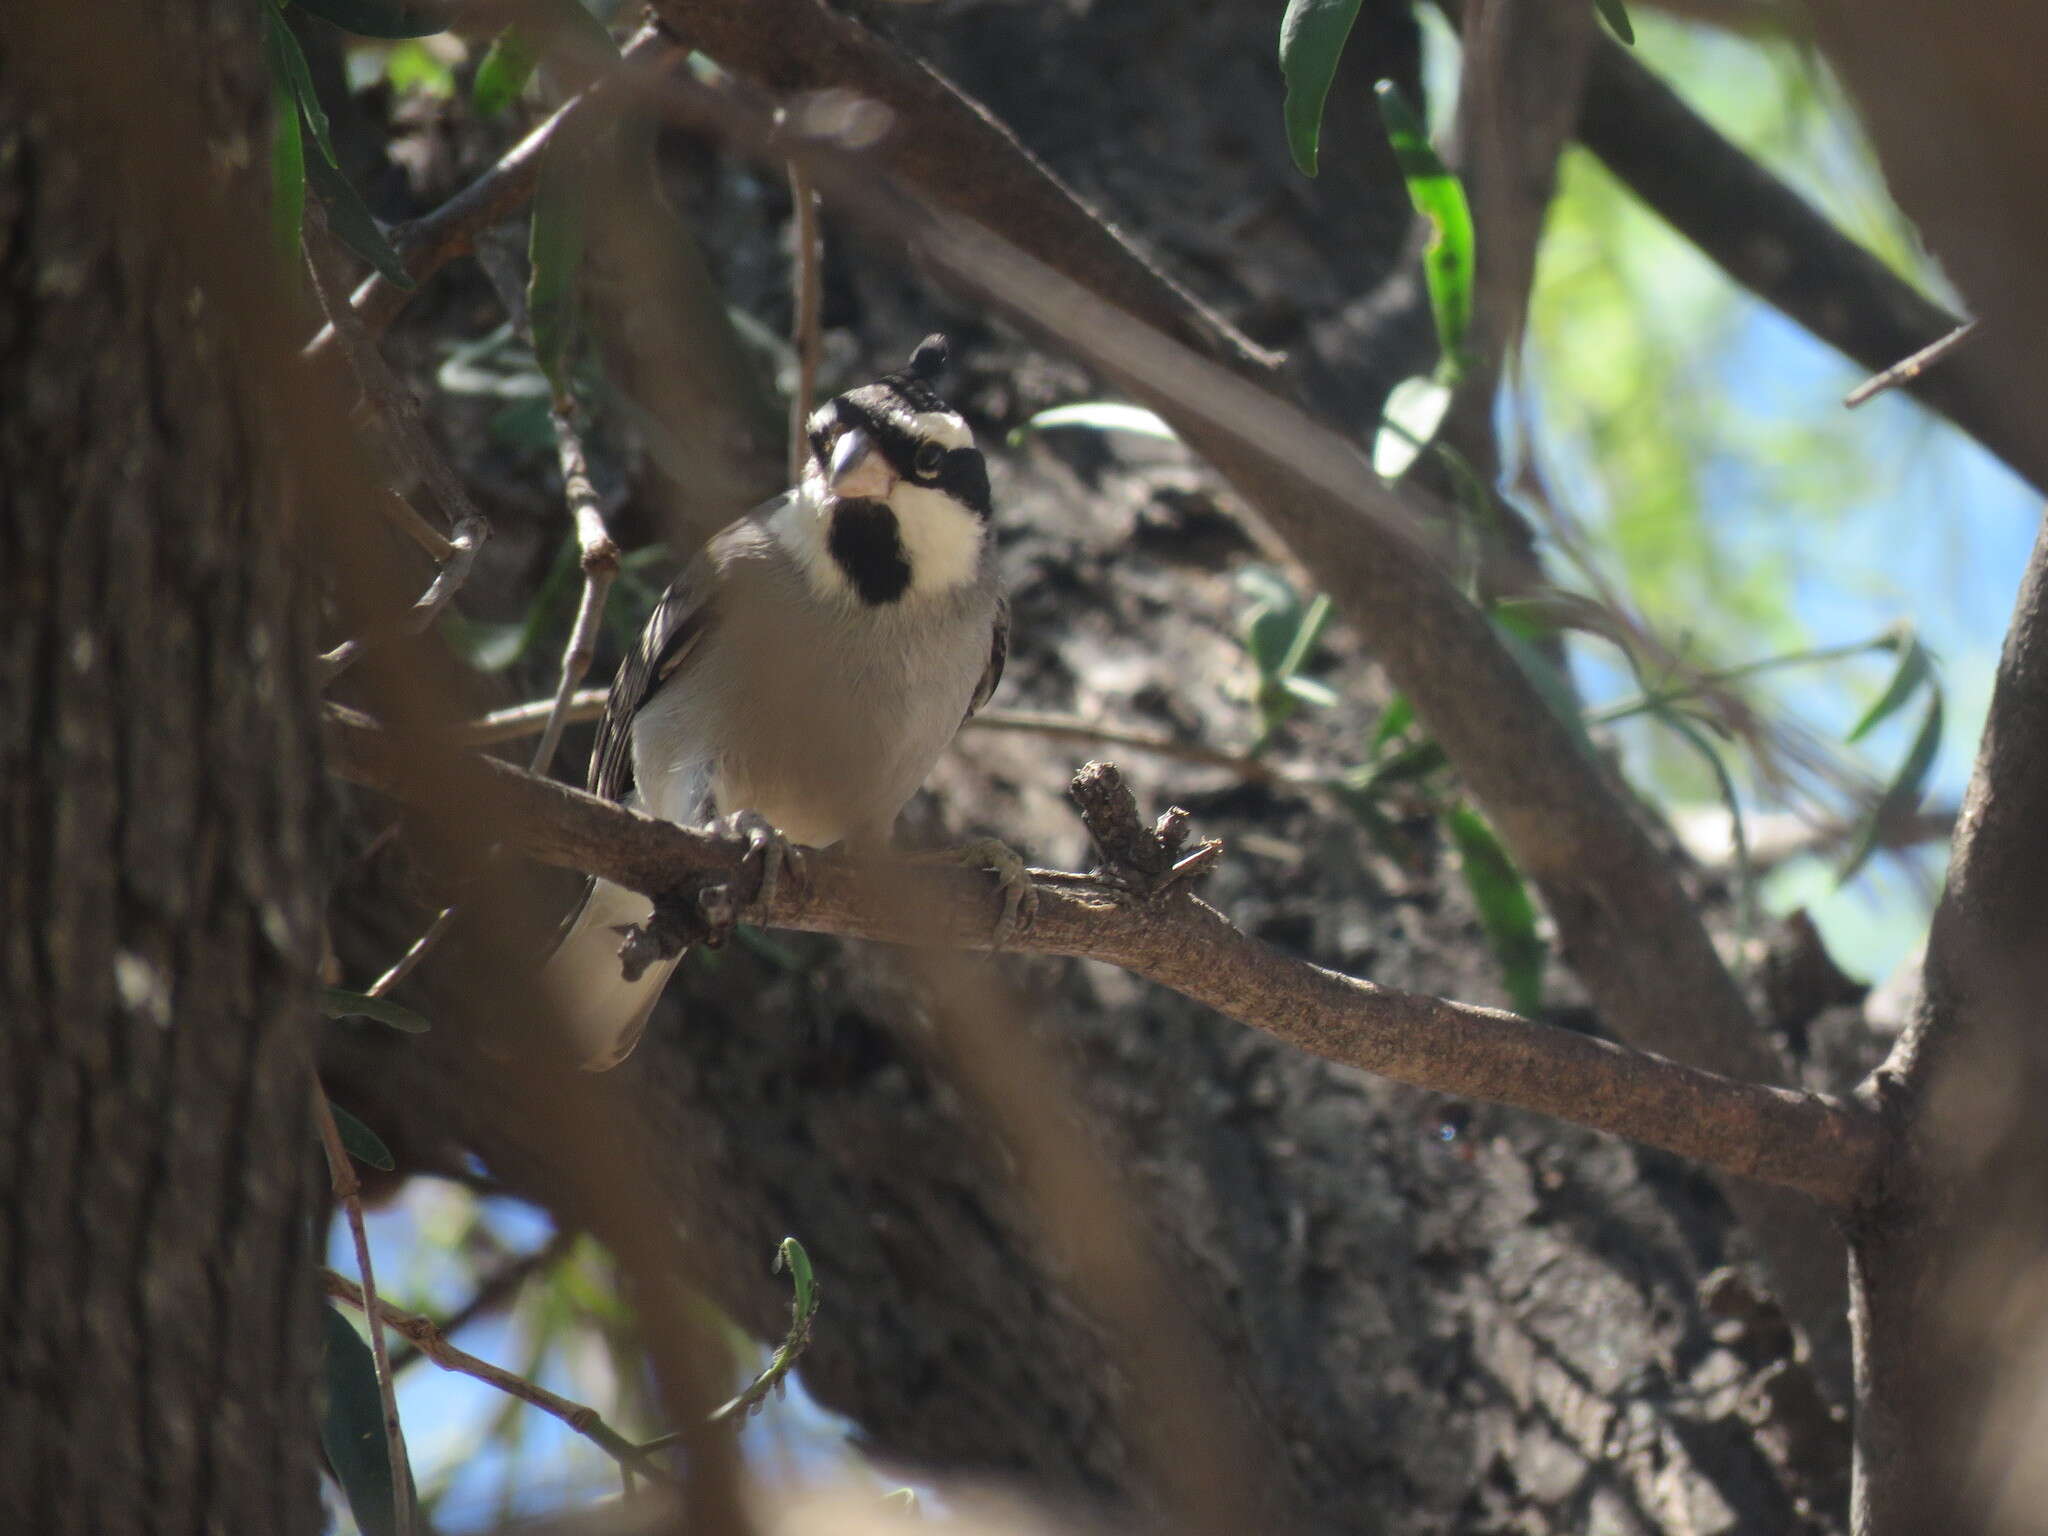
top-left (0, 7), bottom-right (327, 1532)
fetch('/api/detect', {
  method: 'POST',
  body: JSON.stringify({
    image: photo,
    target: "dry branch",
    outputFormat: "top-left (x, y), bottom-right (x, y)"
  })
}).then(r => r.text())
top-left (323, 1268), bottom-right (672, 1485)
top-left (325, 710), bottom-right (1880, 1207)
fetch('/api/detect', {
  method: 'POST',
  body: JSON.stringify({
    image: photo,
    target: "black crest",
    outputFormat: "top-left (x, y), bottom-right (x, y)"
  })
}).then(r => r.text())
top-left (907, 334), bottom-right (949, 382)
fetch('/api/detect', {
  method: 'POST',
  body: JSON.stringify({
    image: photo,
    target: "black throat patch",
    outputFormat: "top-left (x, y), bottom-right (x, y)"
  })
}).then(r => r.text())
top-left (826, 500), bottom-right (913, 605)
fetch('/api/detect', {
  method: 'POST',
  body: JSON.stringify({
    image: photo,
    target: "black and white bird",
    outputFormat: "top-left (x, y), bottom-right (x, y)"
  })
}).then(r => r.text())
top-left (543, 337), bottom-right (1018, 1069)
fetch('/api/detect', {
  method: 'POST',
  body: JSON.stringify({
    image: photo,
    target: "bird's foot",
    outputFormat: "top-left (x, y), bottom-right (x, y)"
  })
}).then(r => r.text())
top-left (711, 809), bottom-right (808, 911)
top-left (946, 837), bottom-right (1040, 950)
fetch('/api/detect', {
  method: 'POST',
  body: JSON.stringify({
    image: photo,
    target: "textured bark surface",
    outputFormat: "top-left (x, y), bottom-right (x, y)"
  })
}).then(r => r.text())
top-left (0, 8), bottom-right (327, 1532)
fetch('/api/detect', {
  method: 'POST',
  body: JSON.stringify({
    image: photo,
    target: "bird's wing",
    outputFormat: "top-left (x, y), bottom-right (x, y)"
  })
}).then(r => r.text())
top-left (587, 493), bottom-right (794, 804)
top-left (964, 593), bottom-right (1009, 722)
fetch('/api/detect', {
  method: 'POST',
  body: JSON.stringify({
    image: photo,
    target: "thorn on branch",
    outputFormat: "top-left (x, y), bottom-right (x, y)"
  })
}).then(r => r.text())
top-left (1069, 761), bottom-right (1221, 899)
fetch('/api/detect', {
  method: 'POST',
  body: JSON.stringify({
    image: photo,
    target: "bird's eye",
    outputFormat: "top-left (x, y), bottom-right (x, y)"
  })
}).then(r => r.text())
top-left (913, 441), bottom-right (946, 477)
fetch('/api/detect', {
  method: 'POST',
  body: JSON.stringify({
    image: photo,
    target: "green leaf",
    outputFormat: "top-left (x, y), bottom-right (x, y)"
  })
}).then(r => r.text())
top-left (319, 1305), bottom-right (403, 1536)
top-left (1278, 0), bottom-right (1365, 177)
top-left (265, 9), bottom-right (337, 167)
top-left (774, 1235), bottom-right (817, 1320)
top-left (1237, 567), bottom-right (1306, 676)
top-left (1445, 805), bottom-right (1546, 1014)
top-left (289, 0), bottom-right (447, 39)
top-left (1592, 0), bottom-right (1636, 45)
top-left (473, 27), bottom-right (542, 116)
top-left (528, 128), bottom-right (591, 395)
top-left (328, 1101), bottom-right (396, 1171)
top-left (1370, 694), bottom-right (1415, 752)
top-left (1009, 401), bottom-right (1180, 447)
top-left (1283, 673), bottom-right (1339, 708)
top-left (268, 72), bottom-right (306, 271)
top-left (1847, 627), bottom-right (1934, 744)
top-left (318, 987), bottom-right (431, 1033)
top-left (1838, 689), bottom-right (1944, 884)
top-left (384, 39), bottom-right (456, 96)
top-left (1276, 592), bottom-right (1332, 681)
top-left (1349, 736), bottom-right (1448, 794)
top-left (303, 152), bottom-right (415, 289)
top-left (1372, 374), bottom-right (1454, 480)
top-left (1374, 81), bottom-right (1476, 374)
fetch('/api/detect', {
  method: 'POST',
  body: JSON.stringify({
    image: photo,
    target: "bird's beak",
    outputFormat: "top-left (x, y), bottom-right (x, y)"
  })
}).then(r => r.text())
top-left (827, 426), bottom-right (894, 501)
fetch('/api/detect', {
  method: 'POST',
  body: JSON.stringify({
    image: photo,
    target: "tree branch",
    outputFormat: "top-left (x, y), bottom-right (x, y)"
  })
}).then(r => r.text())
top-left (324, 710), bottom-right (1880, 1207)
top-left (322, 1267), bottom-right (673, 1486)
top-left (1577, 39), bottom-right (2048, 497)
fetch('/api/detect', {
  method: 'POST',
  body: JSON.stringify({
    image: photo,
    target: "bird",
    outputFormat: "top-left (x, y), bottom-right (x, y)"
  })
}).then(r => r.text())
top-left (542, 336), bottom-right (1021, 1069)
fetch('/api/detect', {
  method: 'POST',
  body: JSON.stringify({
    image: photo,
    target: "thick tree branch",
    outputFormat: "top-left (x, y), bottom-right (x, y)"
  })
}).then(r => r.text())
top-left (1577, 39), bottom-right (2048, 497)
top-left (325, 711), bottom-right (1879, 1207)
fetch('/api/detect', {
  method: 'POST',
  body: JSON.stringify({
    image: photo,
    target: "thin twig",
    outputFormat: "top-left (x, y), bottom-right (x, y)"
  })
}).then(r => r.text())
top-left (1844, 319), bottom-right (1979, 408)
top-left (322, 1267), bottom-right (674, 1486)
top-left (312, 1084), bottom-right (414, 1536)
top-left (786, 157), bottom-right (823, 486)
top-left (301, 228), bottom-right (491, 675)
top-left (304, 26), bottom-right (668, 359)
top-left (461, 690), bottom-right (611, 745)
top-left (368, 905), bottom-right (458, 999)
top-left (534, 409), bottom-right (621, 778)
top-left (389, 1230), bottom-right (578, 1377)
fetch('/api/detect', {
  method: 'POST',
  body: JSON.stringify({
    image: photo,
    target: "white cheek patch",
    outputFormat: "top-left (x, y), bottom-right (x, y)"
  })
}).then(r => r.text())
top-left (909, 410), bottom-right (973, 450)
top-left (890, 480), bottom-right (985, 594)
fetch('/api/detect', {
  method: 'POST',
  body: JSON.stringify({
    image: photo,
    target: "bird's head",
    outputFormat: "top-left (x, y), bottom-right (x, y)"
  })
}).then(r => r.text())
top-left (793, 336), bottom-right (993, 606)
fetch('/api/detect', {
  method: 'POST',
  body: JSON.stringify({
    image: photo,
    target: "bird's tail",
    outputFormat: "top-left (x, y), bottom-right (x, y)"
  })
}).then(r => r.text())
top-left (540, 878), bottom-right (684, 1070)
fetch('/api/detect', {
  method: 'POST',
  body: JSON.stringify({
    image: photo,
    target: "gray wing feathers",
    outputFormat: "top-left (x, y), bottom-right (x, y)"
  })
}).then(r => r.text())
top-left (965, 595), bottom-right (1008, 721)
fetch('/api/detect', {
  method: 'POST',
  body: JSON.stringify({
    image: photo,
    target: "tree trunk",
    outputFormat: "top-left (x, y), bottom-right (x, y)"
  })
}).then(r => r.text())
top-left (0, 8), bottom-right (327, 1531)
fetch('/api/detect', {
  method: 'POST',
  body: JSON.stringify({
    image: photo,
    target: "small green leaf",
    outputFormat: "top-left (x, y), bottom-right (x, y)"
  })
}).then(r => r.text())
top-left (1838, 689), bottom-right (1944, 884)
top-left (1593, 0), bottom-right (1636, 46)
top-left (1446, 805), bottom-right (1545, 1014)
top-left (472, 27), bottom-right (542, 116)
top-left (1278, 0), bottom-right (1366, 177)
top-left (1349, 736), bottom-right (1448, 794)
top-left (1283, 673), bottom-right (1339, 708)
top-left (1237, 567), bottom-right (1305, 676)
top-left (303, 152), bottom-right (415, 289)
top-left (289, 0), bottom-right (447, 39)
top-left (265, 9), bottom-right (338, 167)
top-left (1276, 592), bottom-right (1332, 681)
top-left (268, 73), bottom-right (307, 270)
top-left (319, 987), bottom-right (431, 1033)
top-left (774, 1236), bottom-right (817, 1320)
top-left (1009, 401), bottom-right (1180, 447)
top-left (1848, 627), bottom-right (1934, 744)
top-left (327, 1101), bottom-right (396, 1171)
top-left (1372, 373), bottom-right (1454, 480)
top-left (1370, 694), bottom-right (1415, 752)
top-left (384, 39), bottom-right (456, 96)
top-left (1374, 81), bottom-right (1476, 374)
top-left (319, 1305), bottom-right (403, 1536)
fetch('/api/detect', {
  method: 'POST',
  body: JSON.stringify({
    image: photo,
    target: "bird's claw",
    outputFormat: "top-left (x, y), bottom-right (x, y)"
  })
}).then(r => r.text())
top-left (712, 810), bottom-right (807, 910)
top-left (952, 837), bottom-right (1039, 950)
